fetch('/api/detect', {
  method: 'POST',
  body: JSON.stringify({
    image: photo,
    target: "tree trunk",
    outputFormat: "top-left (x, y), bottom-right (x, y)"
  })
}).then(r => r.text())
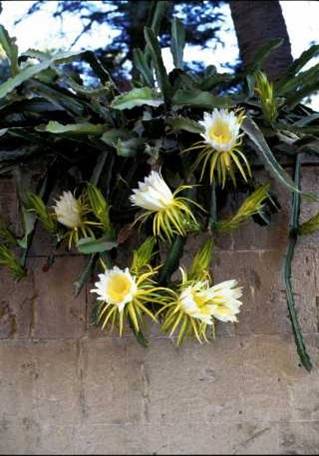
top-left (229, 0), bottom-right (293, 80)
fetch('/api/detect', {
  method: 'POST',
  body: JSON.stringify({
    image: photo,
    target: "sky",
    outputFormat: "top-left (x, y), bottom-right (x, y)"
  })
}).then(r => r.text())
top-left (0, 0), bottom-right (318, 108)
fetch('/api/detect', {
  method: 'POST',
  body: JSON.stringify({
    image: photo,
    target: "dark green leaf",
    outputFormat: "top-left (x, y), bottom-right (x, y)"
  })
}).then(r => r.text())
top-left (90, 151), bottom-right (109, 186)
top-left (22, 48), bottom-right (85, 64)
top-left (166, 116), bottom-right (204, 134)
top-left (247, 38), bottom-right (283, 72)
top-left (111, 87), bottom-right (163, 110)
top-left (100, 129), bottom-right (130, 147)
top-left (82, 51), bottom-right (116, 87)
top-left (172, 89), bottom-right (233, 108)
top-left (23, 80), bottom-right (86, 116)
top-left (40, 121), bottom-right (105, 136)
top-left (171, 18), bottom-right (185, 69)
top-left (15, 170), bottom-right (48, 266)
top-left (242, 116), bottom-right (300, 193)
top-left (197, 69), bottom-right (233, 91)
top-left (16, 208), bottom-right (36, 250)
top-left (277, 63), bottom-right (319, 97)
top-left (159, 235), bottom-right (186, 285)
top-left (77, 237), bottom-right (117, 255)
top-left (0, 25), bottom-right (19, 75)
top-left (286, 80), bottom-right (319, 109)
top-left (0, 146), bottom-right (38, 163)
top-left (281, 44), bottom-right (319, 81)
top-left (0, 60), bottom-right (52, 99)
top-left (116, 138), bottom-right (144, 157)
top-left (149, 1), bottom-right (169, 35)
top-left (144, 27), bottom-right (172, 103)
top-left (133, 48), bottom-right (154, 87)
top-left (294, 113), bottom-right (319, 127)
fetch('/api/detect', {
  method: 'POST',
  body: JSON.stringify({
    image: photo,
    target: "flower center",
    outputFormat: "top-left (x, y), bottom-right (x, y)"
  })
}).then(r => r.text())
top-left (193, 292), bottom-right (208, 309)
top-left (107, 274), bottom-right (132, 304)
top-left (209, 120), bottom-right (232, 145)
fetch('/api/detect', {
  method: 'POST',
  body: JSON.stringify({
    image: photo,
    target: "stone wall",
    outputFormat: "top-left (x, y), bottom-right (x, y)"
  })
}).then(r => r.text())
top-left (1, 171), bottom-right (319, 455)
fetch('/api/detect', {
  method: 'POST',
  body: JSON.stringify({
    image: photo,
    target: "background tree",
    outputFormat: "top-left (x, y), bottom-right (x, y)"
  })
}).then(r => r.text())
top-left (230, 0), bottom-right (293, 79)
top-left (17, 0), bottom-right (226, 82)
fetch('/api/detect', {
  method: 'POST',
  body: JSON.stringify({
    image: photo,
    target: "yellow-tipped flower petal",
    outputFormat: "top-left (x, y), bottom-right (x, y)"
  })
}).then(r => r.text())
top-left (0, 244), bottom-right (26, 280)
top-left (131, 237), bottom-right (156, 274)
top-left (217, 184), bottom-right (270, 232)
top-left (130, 171), bottom-right (198, 242)
top-left (87, 183), bottom-right (112, 234)
top-left (188, 238), bottom-right (213, 282)
top-left (255, 71), bottom-right (277, 124)
top-left (185, 109), bottom-right (251, 188)
top-left (27, 192), bottom-right (57, 233)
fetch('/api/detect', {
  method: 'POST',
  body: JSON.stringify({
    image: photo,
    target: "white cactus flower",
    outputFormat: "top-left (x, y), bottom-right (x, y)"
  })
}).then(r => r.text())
top-left (130, 170), bottom-right (174, 211)
top-left (53, 191), bottom-right (81, 229)
top-left (160, 267), bottom-right (243, 344)
top-left (179, 278), bottom-right (242, 324)
top-left (199, 109), bottom-right (242, 152)
top-left (130, 171), bottom-right (198, 241)
top-left (90, 266), bottom-right (137, 312)
top-left (207, 279), bottom-right (243, 323)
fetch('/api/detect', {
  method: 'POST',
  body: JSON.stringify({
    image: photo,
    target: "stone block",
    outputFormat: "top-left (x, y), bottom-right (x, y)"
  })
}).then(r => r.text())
top-left (8, 421), bottom-right (279, 455)
top-left (213, 250), bottom-right (291, 336)
top-left (275, 247), bottom-right (319, 337)
top-left (0, 341), bottom-right (37, 428)
top-left (0, 268), bottom-right (35, 339)
top-left (28, 223), bottom-right (70, 257)
top-left (286, 335), bottom-right (319, 421)
top-left (290, 247), bottom-right (319, 335)
top-left (127, 336), bottom-right (245, 425)
top-left (74, 423), bottom-right (170, 455)
top-left (35, 424), bottom-right (79, 455)
top-left (0, 418), bottom-right (41, 455)
top-left (167, 421), bottom-right (279, 455)
top-left (31, 340), bottom-right (83, 425)
top-left (81, 338), bottom-right (130, 425)
top-left (299, 166), bottom-right (319, 249)
top-left (239, 335), bottom-right (299, 422)
top-left (278, 421), bottom-right (319, 455)
top-left (0, 178), bottom-right (19, 231)
top-left (30, 256), bottom-right (86, 339)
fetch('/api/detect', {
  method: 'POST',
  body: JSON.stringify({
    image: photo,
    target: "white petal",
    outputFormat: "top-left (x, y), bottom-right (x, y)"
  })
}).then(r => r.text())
top-left (53, 191), bottom-right (81, 228)
top-left (130, 171), bottom-right (174, 212)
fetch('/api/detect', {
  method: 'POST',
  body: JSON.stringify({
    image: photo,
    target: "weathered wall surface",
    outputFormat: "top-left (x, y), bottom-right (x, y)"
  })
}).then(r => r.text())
top-left (1, 170), bottom-right (319, 455)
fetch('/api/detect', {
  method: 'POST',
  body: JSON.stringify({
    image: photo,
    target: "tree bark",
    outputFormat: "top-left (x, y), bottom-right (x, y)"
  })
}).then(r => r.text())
top-left (229, 0), bottom-right (293, 80)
